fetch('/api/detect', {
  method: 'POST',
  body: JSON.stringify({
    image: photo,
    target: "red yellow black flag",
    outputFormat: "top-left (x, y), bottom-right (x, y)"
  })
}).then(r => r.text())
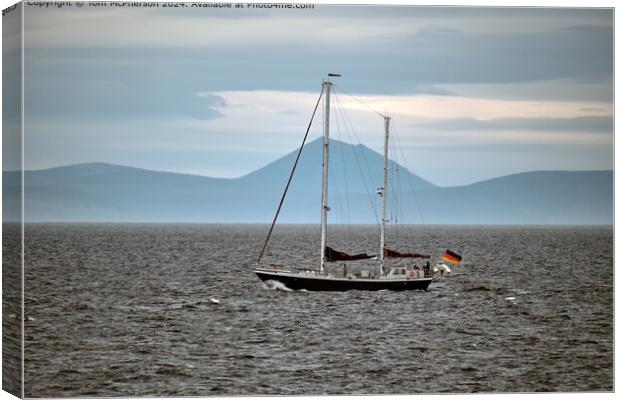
top-left (442, 249), bottom-right (462, 264)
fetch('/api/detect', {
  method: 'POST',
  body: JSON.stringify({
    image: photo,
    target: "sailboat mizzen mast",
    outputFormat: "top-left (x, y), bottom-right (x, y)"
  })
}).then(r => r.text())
top-left (320, 78), bottom-right (333, 274)
top-left (379, 115), bottom-right (390, 275)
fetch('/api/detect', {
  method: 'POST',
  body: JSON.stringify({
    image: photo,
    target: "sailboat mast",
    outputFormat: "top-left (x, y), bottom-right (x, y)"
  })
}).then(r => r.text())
top-left (319, 79), bottom-right (332, 274)
top-left (379, 115), bottom-right (390, 275)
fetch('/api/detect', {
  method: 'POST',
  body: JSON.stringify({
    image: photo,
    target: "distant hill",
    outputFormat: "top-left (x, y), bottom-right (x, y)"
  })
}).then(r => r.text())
top-left (411, 170), bottom-right (612, 224)
top-left (2, 138), bottom-right (612, 224)
top-left (239, 138), bottom-right (436, 193)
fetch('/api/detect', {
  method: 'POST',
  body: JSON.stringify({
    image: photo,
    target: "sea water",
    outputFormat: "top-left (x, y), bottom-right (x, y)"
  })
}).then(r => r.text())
top-left (20, 224), bottom-right (612, 396)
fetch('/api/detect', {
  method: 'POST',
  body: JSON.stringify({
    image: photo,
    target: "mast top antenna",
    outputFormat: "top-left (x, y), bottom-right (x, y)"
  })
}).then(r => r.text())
top-left (327, 73), bottom-right (341, 77)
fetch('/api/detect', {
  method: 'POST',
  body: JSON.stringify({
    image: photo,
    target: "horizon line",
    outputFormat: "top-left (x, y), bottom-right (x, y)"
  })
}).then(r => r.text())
top-left (3, 221), bottom-right (613, 227)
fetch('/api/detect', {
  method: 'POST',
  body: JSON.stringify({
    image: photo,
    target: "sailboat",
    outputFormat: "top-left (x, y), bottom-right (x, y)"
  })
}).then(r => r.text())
top-left (253, 74), bottom-right (438, 291)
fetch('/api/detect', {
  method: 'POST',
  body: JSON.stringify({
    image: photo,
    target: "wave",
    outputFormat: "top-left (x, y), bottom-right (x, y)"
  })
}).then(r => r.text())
top-left (263, 280), bottom-right (293, 292)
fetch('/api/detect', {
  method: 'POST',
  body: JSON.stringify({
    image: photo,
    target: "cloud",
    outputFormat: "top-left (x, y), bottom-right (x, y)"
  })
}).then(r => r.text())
top-left (381, 25), bottom-right (612, 86)
top-left (434, 79), bottom-right (612, 103)
top-left (21, 5), bottom-right (613, 49)
top-left (411, 116), bottom-right (613, 134)
top-left (21, 6), bottom-right (612, 94)
top-left (23, 56), bottom-right (227, 121)
top-left (195, 93), bottom-right (228, 107)
top-left (153, 89), bottom-right (613, 169)
top-left (328, 91), bottom-right (612, 120)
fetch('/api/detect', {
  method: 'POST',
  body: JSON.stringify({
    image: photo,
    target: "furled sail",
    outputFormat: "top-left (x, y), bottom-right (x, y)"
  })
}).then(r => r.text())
top-left (325, 246), bottom-right (375, 262)
top-left (383, 247), bottom-right (431, 259)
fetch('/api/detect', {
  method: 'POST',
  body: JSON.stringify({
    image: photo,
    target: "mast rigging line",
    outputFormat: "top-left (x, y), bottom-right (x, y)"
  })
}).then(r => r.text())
top-left (332, 91), bottom-right (380, 225)
top-left (256, 86), bottom-right (325, 265)
top-left (334, 85), bottom-right (425, 228)
top-left (390, 120), bottom-right (426, 226)
top-left (333, 84), bottom-right (387, 119)
top-left (331, 96), bottom-right (353, 229)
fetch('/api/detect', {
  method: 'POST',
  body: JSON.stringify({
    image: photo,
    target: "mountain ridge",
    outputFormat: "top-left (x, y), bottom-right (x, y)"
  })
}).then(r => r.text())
top-left (11, 161), bottom-right (611, 191)
top-left (2, 139), bottom-right (612, 224)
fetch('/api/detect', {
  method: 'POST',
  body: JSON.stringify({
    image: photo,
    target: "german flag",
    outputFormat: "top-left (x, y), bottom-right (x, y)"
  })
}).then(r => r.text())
top-left (442, 249), bottom-right (462, 264)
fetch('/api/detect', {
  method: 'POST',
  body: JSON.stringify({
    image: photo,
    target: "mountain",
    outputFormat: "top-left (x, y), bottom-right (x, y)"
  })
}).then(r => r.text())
top-left (2, 139), bottom-right (612, 224)
top-left (239, 138), bottom-right (436, 193)
top-left (411, 170), bottom-right (612, 224)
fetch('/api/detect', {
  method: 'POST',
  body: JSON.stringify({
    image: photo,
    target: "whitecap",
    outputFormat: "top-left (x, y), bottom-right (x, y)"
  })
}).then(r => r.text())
top-left (263, 280), bottom-right (293, 292)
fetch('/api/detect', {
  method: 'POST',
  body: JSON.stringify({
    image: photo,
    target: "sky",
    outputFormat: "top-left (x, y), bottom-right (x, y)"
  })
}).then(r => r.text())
top-left (4, 2), bottom-right (614, 186)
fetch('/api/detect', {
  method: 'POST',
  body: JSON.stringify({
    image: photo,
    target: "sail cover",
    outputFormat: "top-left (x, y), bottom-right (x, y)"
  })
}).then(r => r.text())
top-left (325, 246), bottom-right (374, 262)
top-left (383, 247), bottom-right (431, 259)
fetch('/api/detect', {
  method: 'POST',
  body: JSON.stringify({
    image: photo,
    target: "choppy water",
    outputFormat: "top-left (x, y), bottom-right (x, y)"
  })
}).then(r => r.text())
top-left (23, 224), bottom-right (612, 396)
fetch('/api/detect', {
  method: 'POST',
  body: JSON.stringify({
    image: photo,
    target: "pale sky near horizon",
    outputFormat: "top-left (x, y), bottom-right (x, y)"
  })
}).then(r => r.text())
top-left (3, 3), bottom-right (613, 186)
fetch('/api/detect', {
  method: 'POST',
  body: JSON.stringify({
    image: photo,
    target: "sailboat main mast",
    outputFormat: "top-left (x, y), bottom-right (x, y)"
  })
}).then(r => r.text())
top-left (319, 79), bottom-right (332, 274)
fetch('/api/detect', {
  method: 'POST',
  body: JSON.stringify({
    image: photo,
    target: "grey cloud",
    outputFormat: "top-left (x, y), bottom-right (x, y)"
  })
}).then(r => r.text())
top-left (199, 94), bottom-right (227, 108)
top-left (300, 5), bottom-right (613, 21)
top-left (24, 50), bottom-right (225, 121)
top-left (411, 116), bottom-right (613, 133)
top-left (377, 25), bottom-right (613, 85)
top-left (410, 85), bottom-right (455, 96)
top-left (436, 80), bottom-right (612, 103)
top-left (20, 8), bottom-right (613, 142)
top-left (24, 22), bottom-right (612, 102)
top-left (40, 4), bottom-right (608, 21)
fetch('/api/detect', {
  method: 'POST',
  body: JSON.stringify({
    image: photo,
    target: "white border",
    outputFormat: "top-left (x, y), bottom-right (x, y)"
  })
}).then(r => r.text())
top-left (0, 1), bottom-right (615, 400)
